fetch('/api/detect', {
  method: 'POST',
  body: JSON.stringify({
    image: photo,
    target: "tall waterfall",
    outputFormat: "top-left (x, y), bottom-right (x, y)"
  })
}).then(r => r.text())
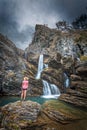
top-left (36, 54), bottom-right (43, 79)
top-left (36, 54), bottom-right (61, 99)
top-left (42, 80), bottom-right (60, 98)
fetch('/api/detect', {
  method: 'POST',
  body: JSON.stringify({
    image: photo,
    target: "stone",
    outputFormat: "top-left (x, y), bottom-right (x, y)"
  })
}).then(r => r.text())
top-left (0, 101), bottom-right (41, 130)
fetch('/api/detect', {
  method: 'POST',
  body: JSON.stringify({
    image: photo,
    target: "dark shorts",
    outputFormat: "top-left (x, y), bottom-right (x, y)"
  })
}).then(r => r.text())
top-left (22, 88), bottom-right (27, 90)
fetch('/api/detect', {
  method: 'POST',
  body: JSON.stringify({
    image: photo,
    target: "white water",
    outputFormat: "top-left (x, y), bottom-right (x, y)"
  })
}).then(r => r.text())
top-left (64, 73), bottom-right (70, 88)
top-left (44, 64), bottom-right (48, 68)
top-left (42, 80), bottom-right (61, 99)
top-left (36, 54), bottom-right (61, 99)
top-left (36, 54), bottom-right (43, 79)
top-left (24, 51), bottom-right (27, 59)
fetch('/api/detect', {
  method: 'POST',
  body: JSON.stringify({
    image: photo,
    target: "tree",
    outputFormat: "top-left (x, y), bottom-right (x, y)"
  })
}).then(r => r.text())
top-left (56, 20), bottom-right (72, 31)
top-left (56, 20), bottom-right (67, 30)
top-left (72, 14), bottom-right (87, 29)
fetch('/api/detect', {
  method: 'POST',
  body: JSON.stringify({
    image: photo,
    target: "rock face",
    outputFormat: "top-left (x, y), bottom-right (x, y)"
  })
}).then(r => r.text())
top-left (0, 25), bottom-right (87, 102)
top-left (27, 25), bottom-right (87, 57)
top-left (0, 34), bottom-right (41, 96)
top-left (25, 25), bottom-right (87, 108)
top-left (0, 34), bottom-right (25, 95)
top-left (0, 25), bottom-right (87, 129)
top-left (59, 61), bottom-right (87, 108)
top-left (25, 24), bottom-right (87, 91)
top-left (0, 101), bottom-right (41, 130)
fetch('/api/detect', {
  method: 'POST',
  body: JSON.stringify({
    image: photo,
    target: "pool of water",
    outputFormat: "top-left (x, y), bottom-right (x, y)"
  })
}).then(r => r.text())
top-left (0, 96), bottom-right (57, 107)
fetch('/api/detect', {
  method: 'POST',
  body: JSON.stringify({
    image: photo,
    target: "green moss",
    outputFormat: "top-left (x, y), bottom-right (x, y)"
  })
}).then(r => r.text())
top-left (28, 119), bottom-right (33, 124)
top-left (8, 123), bottom-right (20, 130)
top-left (42, 100), bottom-right (87, 119)
top-left (80, 55), bottom-right (87, 61)
top-left (75, 31), bottom-right (87, 42)
top-left (21, 70), bottom-right (27, 75)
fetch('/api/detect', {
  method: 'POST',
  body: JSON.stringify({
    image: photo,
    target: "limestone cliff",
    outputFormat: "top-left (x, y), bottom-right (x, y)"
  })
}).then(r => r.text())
top-left (0, 24), bottom-right (87, 105)
top-left (0, 34), bottom-right (34, 95)
top-left (0, 25), bottom-right (87, 130)
top-left (26, 24), bottom-right (87, 108)
top-left (26, 24), bottom-right (87, 57)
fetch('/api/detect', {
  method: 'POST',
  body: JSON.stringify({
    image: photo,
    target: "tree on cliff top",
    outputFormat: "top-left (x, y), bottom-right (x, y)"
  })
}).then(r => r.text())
top-left (72, 13), bottom-right (87, 29)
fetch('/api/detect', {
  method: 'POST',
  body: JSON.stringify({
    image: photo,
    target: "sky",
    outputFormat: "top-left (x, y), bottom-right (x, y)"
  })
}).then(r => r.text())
top-left (0, 0), bottom-right (87, 50)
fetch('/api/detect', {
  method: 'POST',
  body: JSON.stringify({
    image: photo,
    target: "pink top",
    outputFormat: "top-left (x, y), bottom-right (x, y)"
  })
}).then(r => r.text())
top-left (22, 80), bottom-right (28, 89)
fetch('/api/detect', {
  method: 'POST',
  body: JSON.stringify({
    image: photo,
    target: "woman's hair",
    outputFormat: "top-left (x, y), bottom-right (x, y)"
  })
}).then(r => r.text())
top-left (24, 77), bottom-right (28, 80)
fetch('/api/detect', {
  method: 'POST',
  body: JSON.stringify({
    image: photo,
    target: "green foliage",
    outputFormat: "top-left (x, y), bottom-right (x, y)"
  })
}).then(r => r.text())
top-left (72, 13), bottom-right (87, 29)
top-left (56, 20), bottom-right (67, 30)
top-left (21, 70), bottom-right (27, 75)
top-left (8, 123), bottom-right (20, 130)
top-left (80, 55), bottom-right (87, 61)
top-left (75, 31), bottom-right (87, 42)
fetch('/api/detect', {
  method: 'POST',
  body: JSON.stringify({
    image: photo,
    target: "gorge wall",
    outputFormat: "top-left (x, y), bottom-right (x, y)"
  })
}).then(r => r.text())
top-left (0, 25), bottom-right (87, 108)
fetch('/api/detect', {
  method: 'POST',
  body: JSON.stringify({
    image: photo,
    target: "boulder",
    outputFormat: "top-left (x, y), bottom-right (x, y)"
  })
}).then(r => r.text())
top-left (0, 101), bottom-right (41, 130)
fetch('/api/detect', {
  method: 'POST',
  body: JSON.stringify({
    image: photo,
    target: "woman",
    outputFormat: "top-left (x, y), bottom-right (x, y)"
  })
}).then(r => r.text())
top-left (21, 76), bottom-right (29, 100)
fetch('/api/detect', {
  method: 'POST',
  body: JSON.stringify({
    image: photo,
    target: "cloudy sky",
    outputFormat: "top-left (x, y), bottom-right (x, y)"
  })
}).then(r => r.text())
top-left (0, 0), bottom-right (87, 50)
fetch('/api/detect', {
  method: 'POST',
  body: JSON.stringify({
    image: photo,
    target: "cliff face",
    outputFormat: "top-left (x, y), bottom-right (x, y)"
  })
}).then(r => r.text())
top-left (26, 24), bottom-right (87, 108)
top-left (0, 34), bottom-right (28, 95)
top-left (27, 24), bottom-right (87, 57)
top-left (0, 25), bottom-right (87, 107)
top-left (0, 33), bottom-right (43, 96)
top-left (26, 24), bottom-right (87, 80)
top-left (0, 25), bottom-right (87, 129)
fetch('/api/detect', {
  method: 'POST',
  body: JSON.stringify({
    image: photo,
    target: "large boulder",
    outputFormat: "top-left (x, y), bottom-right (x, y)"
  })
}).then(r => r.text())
top-left (0, 101), bottom-right (41, 130)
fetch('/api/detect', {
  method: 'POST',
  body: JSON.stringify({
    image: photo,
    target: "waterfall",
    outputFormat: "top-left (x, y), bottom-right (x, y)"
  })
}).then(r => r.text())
top-left (64, 73), bottom-right (70, 88)
top-left (44, 64), bottom-right (48, 68)
top-left (42, 80), bottom-right (60, 99)
top-left (36, 54), bottom-right (60, 99)
top-left (36, 54), bottom-right (43, 79)
top-left (24, 51), bottom-right (27, 59)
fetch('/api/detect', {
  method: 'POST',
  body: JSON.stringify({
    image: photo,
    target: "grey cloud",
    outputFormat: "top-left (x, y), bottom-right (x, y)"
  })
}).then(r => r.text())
top-left (0, 0), bottom-right (87, 50)
top-left (0, 0), bottom-right (34, 49)
top-left (50, 0), bottom-right (87, 21)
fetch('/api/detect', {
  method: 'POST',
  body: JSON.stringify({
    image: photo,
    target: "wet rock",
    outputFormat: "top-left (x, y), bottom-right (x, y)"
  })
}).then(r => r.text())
top-left (42, 100), bottom-right (87, 124)
top-left (41, 67), bottom-right (63, 90)
top-left (0, 34), bottom-right (38, 96)
top-left (59, 78), bottom-right (87, 108)
top-left (76, 66), bottom-right (87, 77)
top-left (70, 74), bottom-right (82, 81)
top-left (59, 93), bottom-right (87, 108)
top-left (0, 101), bottom-right (41, 130)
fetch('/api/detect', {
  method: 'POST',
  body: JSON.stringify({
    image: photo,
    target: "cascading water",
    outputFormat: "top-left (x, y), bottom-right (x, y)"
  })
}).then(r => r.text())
top-left (36, 54), bottom-right (43, 79)
top-left (64, 73), bottom-right (70, 88)
top-left (42, 80), bottom-right (60, 99)
top-left (44, 64), bottom-right (48, 68)
top-left (24, 51), bottom-right (28, 60)
top-left (36, 54), bottom-right (61, 99)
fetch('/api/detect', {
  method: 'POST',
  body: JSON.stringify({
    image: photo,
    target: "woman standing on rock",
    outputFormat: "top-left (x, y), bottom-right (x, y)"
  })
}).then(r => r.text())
top-left (21, 76), bottom-right (29, 101)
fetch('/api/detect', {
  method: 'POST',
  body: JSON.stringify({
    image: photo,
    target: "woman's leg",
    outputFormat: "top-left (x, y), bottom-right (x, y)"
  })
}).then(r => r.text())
top-left (24, 90), bottom-right (27, 100)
